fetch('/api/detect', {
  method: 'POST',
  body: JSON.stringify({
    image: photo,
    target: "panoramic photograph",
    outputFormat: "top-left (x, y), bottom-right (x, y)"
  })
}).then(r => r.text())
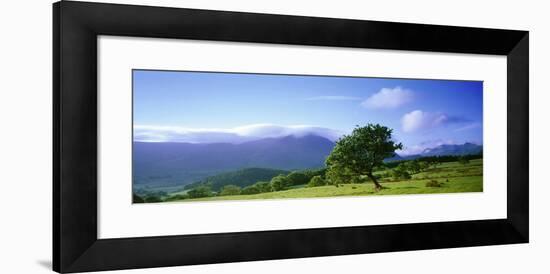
top-left (132, 70), bottom-right (483, 203)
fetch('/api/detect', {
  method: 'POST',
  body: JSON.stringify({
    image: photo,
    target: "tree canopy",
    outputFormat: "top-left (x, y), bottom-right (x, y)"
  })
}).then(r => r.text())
top-left (307, 175), bottom-right (327, 187)
top-left (326, 124), bottom-right (402, 190)
top-left (219, 185), bottom-right (242, 196)
top-left (270, 175), bottom-right (290, 191)
top-left (187, 186), bottom-right (213, 198)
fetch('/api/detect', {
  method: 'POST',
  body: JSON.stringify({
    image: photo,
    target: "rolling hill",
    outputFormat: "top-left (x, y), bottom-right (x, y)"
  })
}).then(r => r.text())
top-left (420, 142), bottom-right (482, 156)
top-left (133, 134), bottom-right (335, 188)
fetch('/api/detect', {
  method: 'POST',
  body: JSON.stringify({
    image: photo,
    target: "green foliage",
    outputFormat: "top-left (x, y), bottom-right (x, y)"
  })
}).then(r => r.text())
top-left (163, 159), bottom-right (482, 202)
top-left (133, 193), bottom-right (145, 203)
top-left (391, 164), bottom-right (411, 180)
top-left (325, 165), bottom-right (355, 185)
top-left (385, 153), bottom-right (482, 168)
top-left (404, 160), bottom-right (421, 174)
top-left (326, 124), bottom-right (402, 174)
top-left (286, 171), bottom-right (310, 186)
top-left (386, 160), bottom-right (432, 180)
top-left (134, 189), bottom-right (168, 203)
top-left (254, 181), bottom-right (273, 193)
top-left (184, 168), bottom-right (290, 191)
top-left (219, 185), bottom-right (242, 196)
top-left (426, 179), bottom-right (443, 187)
top-left (230, 181), bottom-right (273, 195)
top-left (144, 195), bottom-right (163, 203)
top-left (271, 175), bottom-right (290, 191)
top-left (164, 194), bottom-right (189, 201)
top-left (302, 168), bottom-right (327, 178)
top-left (278, 169), bottom-right (327, 187)
top-left (134, 188), bottom-right (168, 198)
top-left (187, 186), bottom-right (213, 198)
top-left (241, 185), bottom-right (261, 195)
top-left (377, 172), bottom-right (391, 179)
top-left (178, 175), bottom-right (482, 202)
top-left (326, 124), bottom-right (402, 190)
top-left (325, 161), bottom-right (367, 185)
top-left (307, 175), bottom-right (327, 187)
top-left (418, 161), bottom-right (430, 172)
top-left (458, 156), bottom-right (470, 165)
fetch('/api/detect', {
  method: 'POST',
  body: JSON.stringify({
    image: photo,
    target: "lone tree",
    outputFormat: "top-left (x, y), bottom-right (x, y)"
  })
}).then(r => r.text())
top-left (326, 124), bottom-right (402, 191)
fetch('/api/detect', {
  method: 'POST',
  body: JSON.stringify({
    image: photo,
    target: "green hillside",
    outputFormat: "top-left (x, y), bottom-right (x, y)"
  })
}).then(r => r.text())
top-left (173, 176), bottom-right (482, 202)
top-left (149, 158), bottom-right (482, 203)
top-left (184, 167), bottom-right (290, 191)
top-left (134, 152), bottom-right (483, 203)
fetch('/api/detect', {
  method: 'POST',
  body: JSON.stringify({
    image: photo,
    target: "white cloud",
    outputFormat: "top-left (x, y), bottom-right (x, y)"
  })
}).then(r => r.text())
top-left (134, 124), bottom-right (344, 143)
top-left (305, 95), bottom-right (362, 101)
top-left (361, 87), bottom-right (413, 109)
top-left (401, 110), bottom-right (468, 133)
top-left (454, 122), bottom-right (481, 132)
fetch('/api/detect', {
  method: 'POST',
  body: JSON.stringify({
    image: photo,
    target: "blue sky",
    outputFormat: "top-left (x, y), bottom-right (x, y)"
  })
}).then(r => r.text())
top-left (133, 70), bottom-right (483, 155)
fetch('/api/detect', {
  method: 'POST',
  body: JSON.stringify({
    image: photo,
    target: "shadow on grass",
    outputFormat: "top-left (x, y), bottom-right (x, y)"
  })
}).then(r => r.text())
top-left (396, 186), bottom-right (419, 190)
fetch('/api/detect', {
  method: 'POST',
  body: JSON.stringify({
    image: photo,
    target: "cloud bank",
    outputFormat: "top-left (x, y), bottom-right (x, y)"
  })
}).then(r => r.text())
top-left (361, 87), bottom-right (413, 109)
top-left (134, 124), bottom-right (344, 143)
top-left (401, 110), bottom-right (469, 133)
top-left (454, 122), bottom-right (481, 132)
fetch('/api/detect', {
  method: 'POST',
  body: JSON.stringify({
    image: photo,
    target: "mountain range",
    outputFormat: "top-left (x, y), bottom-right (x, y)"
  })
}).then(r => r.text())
top-left (387, 142), bottom-right (483, 161)
top-left (133, 135), bottom-right (334, 187)
top-left (133, 134), bottom-right (482, 188)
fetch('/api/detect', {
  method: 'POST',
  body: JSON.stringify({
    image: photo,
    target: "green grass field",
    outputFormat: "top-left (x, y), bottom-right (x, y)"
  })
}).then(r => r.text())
top-left (166, 159), bottom-right (482, 203)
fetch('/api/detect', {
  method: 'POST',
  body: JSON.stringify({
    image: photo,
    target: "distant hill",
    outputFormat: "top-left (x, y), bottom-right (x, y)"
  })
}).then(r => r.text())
top-left (184, 168), bottom-right (290, 191)
top-left (420, 142), bottom-right (482, 156)
top-left (387, 142), bottom-right (483, 162)
top-left (133, 135), bottom-right (335, 188)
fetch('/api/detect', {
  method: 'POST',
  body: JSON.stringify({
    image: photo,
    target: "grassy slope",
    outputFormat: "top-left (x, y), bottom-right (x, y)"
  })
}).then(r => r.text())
top-left (167, 159), bottom-right (482, 202)
top-left (411, 159), bottom-right (482, 180)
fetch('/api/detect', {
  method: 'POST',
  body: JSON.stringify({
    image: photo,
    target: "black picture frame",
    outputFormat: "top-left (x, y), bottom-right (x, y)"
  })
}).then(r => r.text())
top-left (53, 1), bottom-right (529, 273)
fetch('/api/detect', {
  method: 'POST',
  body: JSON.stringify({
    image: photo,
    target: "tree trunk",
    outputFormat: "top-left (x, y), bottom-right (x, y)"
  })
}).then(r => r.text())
top-left (367, 173), bottom-right (383, 191)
